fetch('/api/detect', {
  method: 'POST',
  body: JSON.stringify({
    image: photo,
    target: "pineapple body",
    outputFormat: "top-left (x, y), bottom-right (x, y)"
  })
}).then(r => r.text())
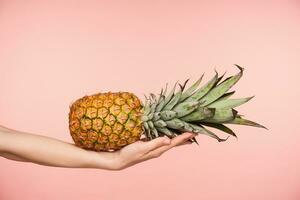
top-left (69, 92), bottom-right (144, 151)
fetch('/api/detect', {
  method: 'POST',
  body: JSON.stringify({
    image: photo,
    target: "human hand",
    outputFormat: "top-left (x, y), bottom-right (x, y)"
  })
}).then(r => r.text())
top-left (111, 132), bottom-right (197, 170)
top-left (0, 125), bottom-right (197, 171)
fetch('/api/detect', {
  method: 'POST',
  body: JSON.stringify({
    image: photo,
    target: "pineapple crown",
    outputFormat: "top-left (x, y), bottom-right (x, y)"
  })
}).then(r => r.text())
top-left (141, 65), bottom-right (266, 142)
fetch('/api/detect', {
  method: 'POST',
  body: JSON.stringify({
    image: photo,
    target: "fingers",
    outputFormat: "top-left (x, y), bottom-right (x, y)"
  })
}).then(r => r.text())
top-left (116, 133), bottom-right (197, 169)
top-left (142, 136), bottom-right (171, 154)
top-left (165, 132), bottom-right (196, 149)
top-left (175, 140), bottom-right (193, 147)
top-left (143, 132), bottom-right (197, 159)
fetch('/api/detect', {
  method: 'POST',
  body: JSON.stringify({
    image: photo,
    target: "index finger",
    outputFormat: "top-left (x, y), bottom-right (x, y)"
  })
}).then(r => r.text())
top-left (142, 132), bottom-right (197, 159)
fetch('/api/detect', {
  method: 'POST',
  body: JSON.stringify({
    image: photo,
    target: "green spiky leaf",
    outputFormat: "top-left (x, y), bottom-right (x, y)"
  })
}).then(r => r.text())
top-left (217, 91), bottom-right (236, 101)
top-left (201, 108), bottom-right (238, 123)
top-left (185, 72), bottom-right (219, 102)
top-left (165, 118), bottom-right (185, 129)
top-left (187, 123), bottom-right (229, 142)
top-left (163, 90), bottom-right (182, 110)
top-left (208, 96), bottom-right (254, 109)
top-left (173, 101), bottom-right (200, 118)
top-left (153, 120), bottom-right (167, 128)
top-left (201, 122), bottom-right (237, 137)
top-left (200, 66), bottom-right (243, 106)
top-left (156, 127), bottom-right (174, 137)
top-left (160, 110), bottom-right (177, 120)
top-left (160, 82), bottom-right (177, 110)
top-left (179, 75), bottom-right (204, 102)
top-left (224, 116), bottom-right (267, 129)
top-left (180, 107), bottom-right (215, 122)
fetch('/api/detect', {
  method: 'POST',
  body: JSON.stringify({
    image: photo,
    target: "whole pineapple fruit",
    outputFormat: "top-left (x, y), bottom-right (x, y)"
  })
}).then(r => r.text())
top-left (69, 65), bottom-right (265, 151)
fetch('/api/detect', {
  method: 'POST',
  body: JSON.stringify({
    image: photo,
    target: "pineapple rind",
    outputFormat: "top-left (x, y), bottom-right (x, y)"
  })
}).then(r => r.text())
top-left (69, 92), bottom-right (143, 151)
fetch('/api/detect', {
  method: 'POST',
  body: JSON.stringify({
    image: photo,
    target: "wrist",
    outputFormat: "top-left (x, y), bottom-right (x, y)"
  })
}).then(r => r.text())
top-left (87, 150), bottom-right (123, 170)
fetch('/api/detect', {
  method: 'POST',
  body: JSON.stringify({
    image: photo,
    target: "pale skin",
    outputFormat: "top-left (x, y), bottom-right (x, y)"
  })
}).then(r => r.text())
top-left (0, 125), bottom-right (197, 170)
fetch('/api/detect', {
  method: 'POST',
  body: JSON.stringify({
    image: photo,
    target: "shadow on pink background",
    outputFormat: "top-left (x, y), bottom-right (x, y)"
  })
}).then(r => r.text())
top-left (0, 0), bottom-right (300, 199)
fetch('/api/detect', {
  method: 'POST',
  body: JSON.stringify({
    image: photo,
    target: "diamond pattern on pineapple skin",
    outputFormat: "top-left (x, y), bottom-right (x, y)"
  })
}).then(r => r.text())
top-left (116, 112), bottom-right (128, 124)
top-left (80, 118), bottom-right (92, 131)
top-left (87, 130), bottom-right (98, 142)
top-left (103, 99), bottom-right (113, 108)
top-left (81, 97), bottom-right (93, 108)
top-left (129, 110), bottom-right (141, 121)
top-left (97, 135), bottom-right (108, 144)
top-left (132, 126), bottom-right (143, 137)
top-left (114, 97), bottom-right (126, 105)
top-left (69, 119), bottom-right (80, 132)
top-left (108, 92), bottom-right (119, 100)
top-left (109, 104), bottom-right (121, 115)
top-left (69, 92), bottom-right (143, 151)
top-left (121, 92), bottom-right (131, 99)
top-left (86, 107), bottom-right (98, 118)
top-left (120, 130), bottom-right (131, 139)
top-left (73, 107), bottom-right (85, 118)
top-left (104, 114), bottom-right (116, 126)
top-left (125, 119), bottom-right (136, 131)
top-left (113, 122), bottom-right (123, 134)
top-left (97, 107), bottom-right (108, 119)
top-left (121, 104), bottom-right (131, 114)
top-left (126, 98), bottom-right (136, 108)
top-left (92, 98), bottom-right (103, 108)
top-left (94, 143), bottom-right (105, 151)
top-left (105, 142), bottom-right (117, 150)
top-left (97, 93), bottom-right (107, 100)
top-left (117, 139), bottom-right (127, 147)
top-left (108, 134), bottom-right (119, 142)
top-left (102, 124), bottom-right (112, 135)
top-left (92, 118), bottom-right (103, 132)
top-left (78, 131), bottom-right (88, 140)
top-left (131, 95), bottom-right (141, 107)
top-left (83, 140), bottom-right (94, 149)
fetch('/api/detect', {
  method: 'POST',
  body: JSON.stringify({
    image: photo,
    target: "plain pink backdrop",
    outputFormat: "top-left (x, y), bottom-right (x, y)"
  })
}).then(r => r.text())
top-left (0, 0), bottom-right (300, 200)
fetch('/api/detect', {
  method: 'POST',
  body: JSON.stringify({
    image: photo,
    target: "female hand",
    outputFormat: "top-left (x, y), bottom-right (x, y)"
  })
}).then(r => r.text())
top-left (111, 132), bottom-right (196, 170)
top-left (0, 125), bottom-right (197, 170)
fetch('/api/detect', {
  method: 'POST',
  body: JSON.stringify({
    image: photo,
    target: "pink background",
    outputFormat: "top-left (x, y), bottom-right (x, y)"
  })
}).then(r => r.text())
top-left (0, 0), bottom-right (300, 199)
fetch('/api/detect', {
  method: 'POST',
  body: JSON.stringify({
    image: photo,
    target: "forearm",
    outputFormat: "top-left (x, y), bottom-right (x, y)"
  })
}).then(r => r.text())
top-left (0, 129), bottom-right (118, 170)
top-left (0, 151), bottom-right (29, 162)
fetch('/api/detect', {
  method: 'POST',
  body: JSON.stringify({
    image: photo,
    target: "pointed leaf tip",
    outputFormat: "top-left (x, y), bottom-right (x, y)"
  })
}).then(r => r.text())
top-left (201, 122), bottom-right (237, 138)
top-left (234, 64), bottom-right (244, 72)
top-left (259, 124), bottom-right (268, 130)
top-left (190, 137), bottom-right (199, 145)
top-left (214, 69), bottom-right (218, 77)
top-left (225, 117), bottom-right (267, 130)
top-left (219, 71), bottom-right (227, 80)
top-left (218, 136), bottom-right (230, 142)
top-left (179, 79), bottom-right (190, 91)
top-left (248, 95), bottom-right (255, 101)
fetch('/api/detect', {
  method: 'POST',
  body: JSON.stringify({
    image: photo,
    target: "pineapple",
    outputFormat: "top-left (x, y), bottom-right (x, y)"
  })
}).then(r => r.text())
top-left (69, 65), bottom-right (266, 151)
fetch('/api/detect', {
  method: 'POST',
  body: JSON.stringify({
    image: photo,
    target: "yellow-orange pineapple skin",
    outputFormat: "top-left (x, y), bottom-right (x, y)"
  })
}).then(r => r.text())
top-left (69, 92), bottom-right (144, 151)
